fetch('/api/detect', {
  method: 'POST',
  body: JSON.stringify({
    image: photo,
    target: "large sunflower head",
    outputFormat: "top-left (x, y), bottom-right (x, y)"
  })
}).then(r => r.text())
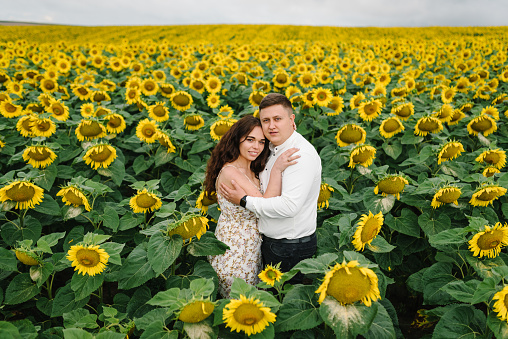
top-left (46, 99), bottom-right (69, 121)
top-left (196, 190), bottom-right (217, 214)
top-left (40, 77), bottom-right (58, 93)
top-left (129, 189), bottom-right (162, 213)
top-left (184, 114), bottom-right (205, 131)
top-left (481, 105), bottom-right (500, 120)
top-left (431, 186), bottom-right (461, 208)
top-left (22, 145), bottom-right (57, 169)
top-left (437, 141), bottom-right (465, 164)
top-left (414, 116), bottom-right (443, 136)
top-left (315, 260), bottom-right (380, 306)
top-left (56, 185), bottom-right (91, 211)
top-left (448, 109), bottom-right (466, 126)
top-left (210, 118), bottom-right (237, 141)
top-left (205, 76), bottom-right (222, 93)
top-left (326, 96), bottom-right (344, 116)
top-left (467, 115), bottom-right (497, 137)
top-left (31, 117), bottom-right (57, 138)
top-left (335, 124), bottom-right (366, 147)
top-left (0, 100), bottom-right (24, 118)
top-left (156, 130), bottom-right (176, 153)
top-left (136, 119), bottom-right (159, 143)
top-left (313, 87), bottom-right (333, 107)
top-left (379, 117), bottom-right (404, 138)
top-left (66, 244), bottom-right (109, 276)
top-left (159, 83), bottom-right (175, 98)
top-left (167, 215), bottom-right (209, 243)
top-left (358, 99), bottom-right (383, 122)
top-left (223, 295), bottom-right (276, 336)
top-left (390, 102), bottom-right (414, 121)
top-left (0, 180), bottom-right (44, 209)
top-left (374, 175), bottom-right (409, 200)
top-left (103, 114), bottom-right (126, 134)
top-left (353, 211), bottom-right (384, 251)
top-left (248, 91), bottom-right (265, 107)
top-left (15, 248), bottom-right (41, 266)
top-left (16, 114), bottom-right (37, 137)
top-left (148, 102), bottom-right (169, 122)
top-left (75, 119), bottom-right (107, 141)
top-left (258, 264), bottom-right (283, 287)
top-left (468, 223), bottom-right (508, 259)
top-left (317, 183), bottom-right (334, 209)
top-left (434, 103), bottom-right (454, 123)
top-left (140, 78), bottom-right (159, 96)
top-left (83, 143), bottom-right (117, 170)
top-left (493, 285), bottom-right (508, 322)
top-left (475, 149), bottom-right (506, 169)
top-left (178, 300), bottom-right (215, 323)
top-left (349, 145), bottom-right (377, 169)
top-left (483, 166), bottom-right (501, 178)
top-left (469, 184), bottom-right (507, 207)
top-left (171, 91), bottom-right (193, 111)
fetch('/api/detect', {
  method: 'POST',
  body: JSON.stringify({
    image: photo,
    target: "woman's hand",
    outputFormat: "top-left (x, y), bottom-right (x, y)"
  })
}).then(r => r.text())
top-left (273, 148), bottom-right (300, 173)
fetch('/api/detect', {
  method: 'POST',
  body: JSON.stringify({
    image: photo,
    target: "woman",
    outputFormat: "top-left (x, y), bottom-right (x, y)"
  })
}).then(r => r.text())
top-left (205, 115), bottom-right (298, 298)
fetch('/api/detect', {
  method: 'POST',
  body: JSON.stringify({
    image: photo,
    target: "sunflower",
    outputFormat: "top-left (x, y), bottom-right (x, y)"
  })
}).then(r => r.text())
top-left (326, 96), bottom-right (344, 116)
top-left (272, 70), bottom-right (291, 88)
top-left (258, 264), bottom-right (283, 286)
top-left (358, 99), bottom-right (383, 122)
top-left (16, 114), bottom-right (36, 137)
top-left (56, 185), bottom-right (92, 211)
top-left (414, 116), bottom-right (443, 136)
top-left (468, 223), bottom-right (508, 259)
top-left (312, 87), bottom-right (333, 107)
top-left (390, 102), bottom-right (414, 121)
top-left (184, 114), bottom-right (205, 131)
top-left (196, 190), bottom-right (217, 214)
top-left (476, 149), bottom-right (506, 169)
top-left (349, 92), bottom-right (366, 110)
top-left (210, 118), bottom-right (237, 141)
top-left (156, 130), bottom-right (176, 153)
top-left (470, 185), bottom-right (507, 207)
top-left (448, 109), bottom-right (466, 126)
top-left (481, 106), bottom-right (500, 120)
top-left (75, 120), bottom-right (107, 141)
top-left (15, 249), bottom-right (40, 266)
top-left (317, 183), bottom-right (334, 209)
top-left (0, 100), bottom-right (23, 118)
top-left (31, 117), bottom-right (57, 138)
top-left (315, 260), bottom-right (380, 306)
top-left (0, 181), bottom-right (44, 209)
top-left (67, 244), bottom-right (109, 276)
top-left (349, 145), bottom-right (376, 168)
top-left (467, 115), bottom-right (497, 137)
top-left (80, 103), bottom-right (95, 117)
top-left (249, 91), bottom-right (265, 107)
top-left (104, 114), bottom-right (126, 134)
top-left (434, 104), bottom-right (454, 123)
top-left (171, 91), bottom-right (193, 111)
top-left (178, 300), bottom-right (215, 323)
top-left (379, 117), bottom-right (404, 138)
top-left (125, 88), bottom-right (141, 105)
top-left (140, 78), bottom-right (158, 96)
top-left (136, 119), bottom-right (159, 143)
top-left (159, 83), bottom-right (175, 98)
top-left (493, 286), bottom-right (508, 322)
top-left (83, 144), bottom-right (117, 170)
top-left (71, 84), bottom-right (92, 101)
top-left (441, 87), bottom-right (456, 103)
top-left (40, 77), bottom-right (58, 93)
top-left (22, 145), bottom-right (57, 168)
top-left (335, 124), bottom-right (366, 147)
top-left (46, 99), bottom-right (69, 121)
top-left (492, 94), bottom-right (508, 106)
top-left (352, 211), bottom-right (384, 251)
top-left (205, 75), bottom-right (222, 93)
top-left (223, 295), bottom-right (276, 336)
top-left (167, 215), bottom-right (209, 243)
top-left (129, 189), bottom-right (162, 213)
top-left (0, 139), bottom-right (4, 148)
top-left (483, 166), bottom-right (501, 178)
top-left (437, 141), bottom-right (465, 164)
top-left (431, 186), bottom-right (461, 208)
top-left (374, 175), bottom-right (409, 200)
top-left (148, 102), bottom-right (169, 122)
top-left (204, 93), bottom-right (220, 109)
top-left (91, 90), bottom-right (111, 103)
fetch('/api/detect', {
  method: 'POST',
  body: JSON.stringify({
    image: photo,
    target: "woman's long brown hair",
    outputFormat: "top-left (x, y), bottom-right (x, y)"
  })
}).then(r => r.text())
top-left (204, 115), bottom-right (269, 195)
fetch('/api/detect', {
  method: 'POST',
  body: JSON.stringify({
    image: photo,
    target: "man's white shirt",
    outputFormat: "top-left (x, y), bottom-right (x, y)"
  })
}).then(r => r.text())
top-left (245, 131), bottom-right (322, 239)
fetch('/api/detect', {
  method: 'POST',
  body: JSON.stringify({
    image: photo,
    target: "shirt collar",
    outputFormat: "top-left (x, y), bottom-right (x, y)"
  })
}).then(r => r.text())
top-left (269, 131), bottom-right (298, 154)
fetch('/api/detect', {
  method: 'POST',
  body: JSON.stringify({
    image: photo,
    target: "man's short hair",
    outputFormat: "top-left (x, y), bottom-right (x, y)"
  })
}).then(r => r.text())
top-left (259, 93), bottom-right (293, 115)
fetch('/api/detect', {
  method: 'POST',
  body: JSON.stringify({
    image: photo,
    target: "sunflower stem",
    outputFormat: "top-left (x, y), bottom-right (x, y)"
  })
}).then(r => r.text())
top-left (99, 284), bottom-right (103, 304)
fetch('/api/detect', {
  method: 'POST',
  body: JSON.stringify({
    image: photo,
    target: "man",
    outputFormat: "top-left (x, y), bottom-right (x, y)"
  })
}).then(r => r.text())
top-left (219, 93), bottom-right (322, 283)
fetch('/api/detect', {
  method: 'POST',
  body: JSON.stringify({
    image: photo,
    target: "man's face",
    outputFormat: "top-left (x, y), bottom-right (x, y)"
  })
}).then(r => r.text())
top-left (259, 104), bottom-right (295, 146)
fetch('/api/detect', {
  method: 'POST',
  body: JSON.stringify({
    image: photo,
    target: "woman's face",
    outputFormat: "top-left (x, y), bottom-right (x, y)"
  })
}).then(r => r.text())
top-left (239, 126), bottom-right (266, 161)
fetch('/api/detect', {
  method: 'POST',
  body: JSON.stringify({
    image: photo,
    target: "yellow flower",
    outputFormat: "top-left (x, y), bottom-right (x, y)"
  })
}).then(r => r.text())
top-left (22, 145), bottom-right (57, 168)
top-left (248, 91), bottom-right (265, 107)
top-left (66, 244), bottom-right (109, 276)
top-left (136, 119), bottom-right (159, 143)
top-left (140, 78), bottom-right (159, 96)
top-left (46, 99), bottom-right (69, 121)
top-left (315, 260), bottom-right (380, 306)
top-left (178, 300), bottom-right (215, 323)
top-left (470, 185), bottom-right (507, 207)
top-left (184, 114), bottom-right (205, 131)
top-left (467, 115), bottom-right (497, 137)
top-left (374, 175), bottom-right (409, 200)
top-left (167, 215), bottom-right (209, 243)
top-left (258, 264), bottom-right (283, 286)
top-left (205, 76), bottom-right (222, 93)
top-left (16, 114), bottom-right (36, 137)
top-left (160, 83), bottom-right (175, 98)
top-left (83, 144), bottom-right (117, 170)
top-left (335, 124), bottom-right (366, 147)
top-left (0, 100), bottom-right (23, 118)
top-left (326, 96), bottom-right (344, 116)
top-left (313, 87), bottom-right (333, 107)
top-left (223, 295), bottom-right (276, 336)
top-left (483, 166), bottom-right (501, 178)
top-left (156, 130), bottom-right (176, 153)
top-left (349, 92), bottom-right (366, 109)
top-left (148, 102), bottom-right (169, 122)
top-left (317, 183), bottom-right (334, 209)
top-left (104, 114), bottom-right (126, 134)
top-left (125, 88), bottom-right (141, 105)
top-left (441, 86), bottom-right (456, 103)
top-left (434, 104), bottom-right (454, 123)
top-left (196, 190), bottom-right (217, 214)
top-left (15, 249), bottom-right (40, 266)
top-left (217, 105), bottom-right (234, 119)
top-left (272, 70), bottom-right (291, 88)
top-left (56, 185), bottom-right (92, 211)
top-left (40, 77), bottom-right (58, 93)
top-left (349, 145), bottom-right (376, 168)
top-left (448, 109), bottom-right (465, 126)
top-left (358, 99), bottom-right (383, 122)
top-left (493, 285), bottom-right (508, 322)
top-left (72, 84), bottom-right (92, 101)
top-left (481, 105), bottom-right (500, 120)
top-left (431, 186), bottom-right (461, 208)
top-left (129, 189), bottom-right (162, 213)
top-left (31, 117), bottom-right (57, 138)
top-left (75, 119), bottom-right (107, 141)
top-left (379, 117), bottom-right (404, 138)
top-left (206, 93), bottom-right (221, 109)
top-left (437, 141), bottom-right (464, 164)
top-left (414, 116), bottom-right (443, 136)
top-left (80, 103), bottom-right (95, 117)
top-left (210, 118), bottom-right (237, 141)
top-left (475, 149), bottom-right (506, 169)
top-left (352, 211), bottom-right (384, 251)
top-left (91, 90), bottom-right (111, 103)
top-left (468, 223), bottom-right (508, 258)
top-left (171, 91), bottom-right (193, 111)
top-left (0, 181), bottom-right (44, 209)
top-left (391, 102), bottom-right (414, 121)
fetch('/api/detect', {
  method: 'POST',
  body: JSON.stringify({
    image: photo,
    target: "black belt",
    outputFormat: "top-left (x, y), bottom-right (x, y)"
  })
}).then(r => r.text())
top-left (263, 233), bottom-right (316, 244)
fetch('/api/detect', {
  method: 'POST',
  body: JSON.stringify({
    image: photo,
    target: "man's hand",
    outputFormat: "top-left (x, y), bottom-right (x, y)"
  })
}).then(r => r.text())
top-left (219, 180), bottom-right (247, 205)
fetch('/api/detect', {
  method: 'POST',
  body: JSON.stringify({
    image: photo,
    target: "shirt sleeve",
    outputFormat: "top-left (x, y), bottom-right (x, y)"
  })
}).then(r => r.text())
top-left (245, 149), bottom-right (319, 218)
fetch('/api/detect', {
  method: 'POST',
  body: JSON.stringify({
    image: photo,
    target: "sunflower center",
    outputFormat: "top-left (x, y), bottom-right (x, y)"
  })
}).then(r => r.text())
top-left (153, 105), bottom-right (166, 117)
top-left (441, 146), bottom-right (461, 159)
top-left (78, 87), bottom-right (89, 95)
top-left (174, 94), bottom-right (190, 106)
top-left (233, 303), bottom-right (264, 325)
top-left (266, 270), bottom-right (277, 280)
top-left (65, 189), bottom-right (85, 205)
top-left (27, 148), bottom-right (51, 161)
top-left (79, 122), bottom-right (104, 137)
top-left (90, 147), bottom-right (112, 162)
top-left (179, 301), bottom-right (214, 323)
top-left (168, 217), bottom-right (204, 240)
top-left (378, 178), bottom-right (405, 194)
top-left (6, 183), bottom-right (35, 202)
top-left (484, 153), bottom-right (501, 165)
top-left (76, 248), bottom-right (101, 267)
top-left (52, 105), bottom-right (63, 115)
top-left (44, 80), bottom-right (55, 90)
top-left (477, 230), bottom-right (503, 250)
top-left (142, 125), bottom-right (155, 137)
top-left (477, 190), bottom-right (500, 201)
top-left (5, 103), bottom-right (17, 113)
top-left (353, 149), bottom-right (373, 163)
top-left (96, 108), bottom-right (108, 117)
top-left (361, 219), bottom-right (380, 243)
top-left (364, 103), bottom-right (378, 115)
top-left (108, 116), bottom-right (121, 128)
top-left (94, 93), bottom-right (106, 101)
top-left (161, 86), bottom-right (174, 94)
top-left (136, 193), bottom-right (157, 208)
top-left (144, 82), bottom-right (155, 91)
top-left (128, 90), bottom-right (137, 99)
top-left (437, 189), bottom-right (461, 203)
top-left (327, 267), bottom-right (371, 304)
top-left (471, 117), bottom-right (493, 132)
top-left (318, 189), bottom-right (331, 204)
top-left (36, 121), bottom-right (50, 132)
top-left (383, 119), bottom-right (401, 132)
top-left (418, 119), bottom-right (439, 131)
top-left (185, 116), bottom-right (201, 125)
top-left (213, 123), bottom-right (231, 137)
top-left (276, 74), bottom-right (287, 83)
top-left (202, 193), bottom-right (217, 206)
top-left (339, 127), bottom-right (363, 143)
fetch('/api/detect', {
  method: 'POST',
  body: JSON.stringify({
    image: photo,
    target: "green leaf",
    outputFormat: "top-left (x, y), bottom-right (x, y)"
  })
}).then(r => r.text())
top-left (189, 278), bottom-right (215, 297)
top-left (0, 321), bottom-right (22, 339)
top-left (2, 216), bottom-right (41, 246)
top-left (134, 308), bottom-right (172, 331)
top-left (249, 323), bottom-right (274, 339)
top-left (432, 305), bottom-right (486, 339)
top-left (33, 165), bottom-right (57, 191)
top-left (187, 232), bottom-right (229, 257)
top-left (71, 272), bottom-right (104, 301)
top-left (182, 317), bottom-right (217, 339)
top-left (117, 243), bottom-right (156, 290)
top-left (99, 242), bottom-right (124, 266)
top-left (0, 247), bottom-right (17, 271)
top-left (38, 232), bottom-right (66, 249)
top-left (422, 262), bottom-right (456, 305)
top-left (34, 194), bottom-right (61, 216)
top-left (293, 252), bottom-right (339, 275)
top-left (440, 279), bottom-right (480, 304)
top-left (466, 252), bottom-right (506, 280)
top-left (30, 262), bottom-right (54, 288)
top-left (83, 232), bottom-right (111, 245)
top-left (4, 273), bottom-right (41, 305)
top-left (471, 277), bottom-right (497, 304)
top-left (418, 212), bottom-right (451, 237)
top-left (147, 288), bottom-right (181, 308)
top-left (119, 212), bottom-right (144, 231)
top-left (428, 228), bottom-right (467, 251)
top-left (364, 303), bottom-right (396, 339)
top-left (61, 328), bottom-right (93, 339)
top-left (189, 138), bottom-right (213, 155)
top-left (367, 236), bottom-right (395, 253)
top-left (139, 321), bottom-right (178, 339)
top-left (98, 159), bottom-right (125, 186)
top-left (384, 209), bottom-right (420, 237)
top-left (101, 206), bottom-right (120, 231)
top-left (275, 285), bottom-right (322, 332)
top-left (362, 189), bottom-right (396, 214)
top-left (154, 202), bottom-right (176, 218)
top-left (95, 331), bottom-right (129, 339)
top-left (10, 319), bottom-right (37, 339)
top-left (133, 155), bottom-right (153, 175)
top-left (381, 140), bottom-right (402, 160)
top-left (63, 308), bottom-right (98, 329)
top-left (487, 310), bottom-right (508, 339)
top-left (147, 232), bottom-right (182, 275)
top-left (51, 284), bottom-right (90, 317)
top-left (319, 298), bottom-right (378, 338)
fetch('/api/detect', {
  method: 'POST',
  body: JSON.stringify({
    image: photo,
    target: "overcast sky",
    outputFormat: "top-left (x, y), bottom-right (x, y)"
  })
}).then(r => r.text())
top-left (2, 0), bottom-right (508, 27)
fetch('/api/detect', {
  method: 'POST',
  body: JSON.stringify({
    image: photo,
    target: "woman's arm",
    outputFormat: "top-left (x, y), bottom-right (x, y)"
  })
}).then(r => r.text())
top-left (262, 148), bottom-right (300, 198)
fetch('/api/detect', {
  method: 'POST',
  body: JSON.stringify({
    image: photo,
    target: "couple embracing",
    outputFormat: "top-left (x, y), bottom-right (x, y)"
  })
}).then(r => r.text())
top-left (205, 93), bottom-right (322, 298)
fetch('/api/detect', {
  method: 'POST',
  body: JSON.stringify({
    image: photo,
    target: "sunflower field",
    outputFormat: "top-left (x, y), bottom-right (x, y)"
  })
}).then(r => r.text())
top-left (0, 24), bottom-right (508, 338)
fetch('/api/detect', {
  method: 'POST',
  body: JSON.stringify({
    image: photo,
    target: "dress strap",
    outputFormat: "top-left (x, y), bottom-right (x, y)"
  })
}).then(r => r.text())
top-left (216, 164), bottom-right (260, 191)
